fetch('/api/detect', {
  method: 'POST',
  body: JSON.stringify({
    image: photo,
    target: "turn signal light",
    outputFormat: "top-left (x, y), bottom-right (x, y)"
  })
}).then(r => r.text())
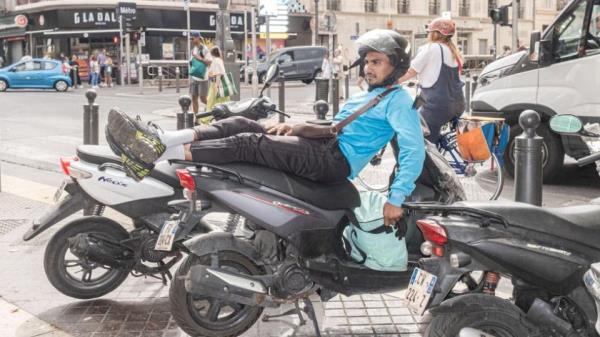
top-left (59, 156), bottom-right (79, 176)
top-left (416, 219), bottom-right (448, 246)
top-left (176, 169), bottom-right (196, 190)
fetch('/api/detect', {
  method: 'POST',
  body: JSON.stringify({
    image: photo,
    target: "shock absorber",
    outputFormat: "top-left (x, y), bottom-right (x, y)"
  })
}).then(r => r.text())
top-left (482, 271), bottom-right (500, 295)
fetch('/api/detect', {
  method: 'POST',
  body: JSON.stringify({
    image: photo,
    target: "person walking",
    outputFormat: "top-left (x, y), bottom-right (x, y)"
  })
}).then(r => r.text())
top-left (333, 48), bottom-right (345, 99)
top-left (69, 55), bottom-right (82, 88)
top-left (321, 51), bottom-right (332, 80)
top-left (189, 32), bottom-right (213, 114)
top-left (397, 17), bottom-right (465, 143)
top-left (204, 47), bottom-right (230, 119)
top-left (105, 55), bottom-right (114, 88)
top-left (98, 49), bottom-right (107, 87)
top-left (89, 55), bottom-right (100, 89)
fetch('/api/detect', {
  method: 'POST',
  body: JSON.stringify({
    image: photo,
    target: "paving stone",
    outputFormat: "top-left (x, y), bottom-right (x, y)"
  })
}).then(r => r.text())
top-left (344, 308), bottom-right (367, 317)
top-left (366, 308), bottom-right (389, 316)
top-left (372, 324), bottom-right (398, 334)
top-left (363, 300), bottom-right (385, 308)
top-left (392, 315), bottom-right (415, 324)
top-left (325, 309), bottom-right (345, 317)
top-left (369, 316), bottom-right (393, 324)
top-left (342, 300), bottom-right (365, 309)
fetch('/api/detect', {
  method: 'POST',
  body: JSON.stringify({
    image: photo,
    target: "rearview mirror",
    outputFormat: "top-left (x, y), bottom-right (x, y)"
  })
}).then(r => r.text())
top-left (549, 114), bottom-right (583, 134)
top-left (529, 31), bottom-right (541, 62)
top-left (259, 64), bottom-right (279, 97)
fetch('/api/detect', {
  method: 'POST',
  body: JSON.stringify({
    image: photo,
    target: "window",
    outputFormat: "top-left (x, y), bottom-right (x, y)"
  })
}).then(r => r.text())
top-left (14, 61), bottom-right (41, 72)
top-left (460, 0), bottom-right (470, 16)
top-left (278, 52), bottom-right (294, 64)
top-left (295, 48), bottom-right (323, 60)
top-left (554, 0), bottom-right (587, 60)
top-left (586, 3), bottom-right (600, 55)
top-left (397, 0), bottom-right (410, 14)
top-left (365, 0), bottom-right (377, 13)
top-left (479, 39), bottom-right (489, 54)
top-left (429, 0), bottom-right (440, 16)
top-left (326, 0), bottom-right (340, 11)
top-left (557, 0), bottom-right (569, 11)
top-left (42, 62), bottom-right (57, 70)
top-left (518, 2), bottom-right (525, 18)
top-left (488, 0), bottom-right (497, 12)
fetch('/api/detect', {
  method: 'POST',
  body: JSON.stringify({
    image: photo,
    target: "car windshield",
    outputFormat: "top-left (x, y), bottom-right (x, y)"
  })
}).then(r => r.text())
top-left (266, 51), bottom-right (280, 63)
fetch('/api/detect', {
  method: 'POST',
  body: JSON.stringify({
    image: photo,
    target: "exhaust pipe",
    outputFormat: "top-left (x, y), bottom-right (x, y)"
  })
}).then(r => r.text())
top-left (68, 233), bottom-right (135, 269)
top-left (185, 265), bottom-right (277, 308)
top-left (526, 299), bottom-right (578, 337)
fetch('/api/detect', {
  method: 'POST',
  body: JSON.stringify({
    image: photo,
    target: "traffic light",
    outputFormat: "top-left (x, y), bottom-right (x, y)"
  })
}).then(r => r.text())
top-left (112, 36), bottom-right (120, 44)
top-left (130, 31), bottom-right (140, 42)
top-left (489, 5), bottom-right (511, 27)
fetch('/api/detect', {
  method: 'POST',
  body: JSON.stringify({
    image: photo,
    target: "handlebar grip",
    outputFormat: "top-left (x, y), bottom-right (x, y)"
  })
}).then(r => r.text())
top-left (196, 111), bottom-right (213, 119)
top-left (577, 151), bottom-right (600, 167)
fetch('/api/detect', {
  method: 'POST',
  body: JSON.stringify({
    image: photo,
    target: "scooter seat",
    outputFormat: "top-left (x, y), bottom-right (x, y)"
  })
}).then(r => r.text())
top-left (457, 201), bottom-right (600, 249)
top-left (76, 145), bottom-right (181, 189)
top-left (218, 163), bottom-right (361, 210)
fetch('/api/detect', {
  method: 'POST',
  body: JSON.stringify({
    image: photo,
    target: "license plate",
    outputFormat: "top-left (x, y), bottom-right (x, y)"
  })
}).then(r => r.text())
top-left (154, 219), bottom-right (180, 252)
top-left (53, 180), bottom-right (68, 203)
top-left (406, 267), bottom-right (437, 315)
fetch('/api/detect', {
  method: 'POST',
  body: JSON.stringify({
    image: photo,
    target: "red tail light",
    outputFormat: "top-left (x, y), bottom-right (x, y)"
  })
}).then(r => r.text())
top-left (60, 156), bottom-right (79, 176)
top-left (417, 219), bottom-right (448, 246)
top-left (176, 169), bottom-right (196, 190)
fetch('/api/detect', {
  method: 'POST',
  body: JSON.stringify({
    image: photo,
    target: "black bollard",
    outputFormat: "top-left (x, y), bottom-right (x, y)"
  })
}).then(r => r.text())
top-left (177, 95), bottom-right (193, 130)
top-left (278, 70), bottom-right (285, 123)
top-left (332, 73), bottom-right (339, 116)
top-left (83, 89), bottom-right (99, 145)
top-left (176, 66), bottom-right (181, 93)
top-left (514, 110), bottom-right (543, 206)
top-left (158, 66), bottom-right (163, 92)
top-left (345, 72), bottom-right (350, 101)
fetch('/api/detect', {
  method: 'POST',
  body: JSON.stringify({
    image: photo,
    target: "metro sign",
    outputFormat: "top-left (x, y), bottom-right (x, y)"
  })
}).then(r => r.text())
top-left (14, 15), bottom-right (28, 28)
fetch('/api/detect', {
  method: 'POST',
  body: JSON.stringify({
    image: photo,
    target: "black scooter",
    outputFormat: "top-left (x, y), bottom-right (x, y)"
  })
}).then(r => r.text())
top-left (404, 115), bottom-right (600, 337)
top-left (162, 98), bottom-right (466, 336)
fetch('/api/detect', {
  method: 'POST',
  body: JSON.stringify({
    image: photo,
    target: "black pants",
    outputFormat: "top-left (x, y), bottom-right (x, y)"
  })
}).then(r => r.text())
top-left (190, 117), bottom-right (351, 183)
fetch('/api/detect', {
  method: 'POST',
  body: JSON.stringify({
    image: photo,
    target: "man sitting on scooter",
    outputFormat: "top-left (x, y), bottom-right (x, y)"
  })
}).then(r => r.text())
top-left (105, 29), bottom-right (425, 227)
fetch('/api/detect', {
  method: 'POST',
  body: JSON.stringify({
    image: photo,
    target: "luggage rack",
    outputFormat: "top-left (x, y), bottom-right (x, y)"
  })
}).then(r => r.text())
top-left (403, 202), bottom-right (509, 228)
top-left (168, 160), bottom-right (245, 184)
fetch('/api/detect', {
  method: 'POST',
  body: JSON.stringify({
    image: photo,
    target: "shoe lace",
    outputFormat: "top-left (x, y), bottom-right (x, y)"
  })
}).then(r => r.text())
top-left (147, 121), bottom-right (164, 134)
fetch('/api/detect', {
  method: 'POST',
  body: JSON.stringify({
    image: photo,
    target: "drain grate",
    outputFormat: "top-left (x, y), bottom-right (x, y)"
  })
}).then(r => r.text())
top-left (0, 219), bottom-right (28, 236)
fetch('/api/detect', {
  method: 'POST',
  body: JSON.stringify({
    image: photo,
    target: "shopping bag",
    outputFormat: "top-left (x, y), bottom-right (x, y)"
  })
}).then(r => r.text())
top-left (456, 121), bottom-right (491, 162)
top-left (216, 72), bottom-right (238, 98)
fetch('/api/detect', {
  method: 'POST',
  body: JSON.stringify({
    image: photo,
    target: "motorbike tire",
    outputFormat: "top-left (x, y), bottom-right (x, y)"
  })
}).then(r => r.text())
top-left (424, 294), bottom-right (539, 337)
top-left (43, 217), bottom-right (131, 299)
top-left (170, 252), bottom-right (264, 337)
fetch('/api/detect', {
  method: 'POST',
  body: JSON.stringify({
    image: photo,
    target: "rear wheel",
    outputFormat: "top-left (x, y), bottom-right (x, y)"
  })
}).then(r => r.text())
top-left (170, 252), bottom-right (264, 337)
top-left (43, 218), bottom-right (131, 299)
top-left (425, 294), bottom-right (539, 337)
top-left (0, 79), bottom-right (8, 92)
top-left (54, 80), bottom-right (68, 92)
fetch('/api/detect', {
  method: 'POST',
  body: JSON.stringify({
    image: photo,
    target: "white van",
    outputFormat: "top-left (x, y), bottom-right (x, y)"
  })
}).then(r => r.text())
top-left (472, 0), bottom-right (600, 181)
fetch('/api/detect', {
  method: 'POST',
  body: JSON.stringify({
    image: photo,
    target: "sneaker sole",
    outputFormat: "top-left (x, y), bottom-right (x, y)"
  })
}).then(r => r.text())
top-left (107, 109), bottom-right (165, 165)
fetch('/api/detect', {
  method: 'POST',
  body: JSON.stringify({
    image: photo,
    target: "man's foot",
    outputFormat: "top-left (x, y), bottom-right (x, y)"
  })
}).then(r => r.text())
top-left (107, 109), bottom-right (166, 165)
top-left (105, 127), bottom-right (154, 181)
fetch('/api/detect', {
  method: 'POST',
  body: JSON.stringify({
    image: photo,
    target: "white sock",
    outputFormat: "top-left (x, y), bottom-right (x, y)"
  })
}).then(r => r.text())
top-left (157, 129), bottom-right (195, 148)
top-left (156, 145), bottom-right (186, 163)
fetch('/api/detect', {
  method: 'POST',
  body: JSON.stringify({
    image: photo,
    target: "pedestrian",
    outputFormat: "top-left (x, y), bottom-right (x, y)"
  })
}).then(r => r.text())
top-left (0, 55), bottom-right (4, 68)
top-left (349, 57), bottom-right (366, 91)
top-left (397, 17), bottom-right (465, 143)
top-left (98, 49), bottom-right (107, 87)
top-left (105, 55), bottom-right (114, 88)
top-left (106, 29), bottom-right (425, 225)
top-left (333, 48), bottom-right (345, 99)
top-left (89, 55), bottom-right (100, 89)
top-left (189, 31), bottom-right (213, 114)
top-left (321, 51), bottom-right (332, 79)
top-left (69, 55), bottom-right (82, 88)
top-left (500, 45), bottom-right (511, 58)
top-left (204, 46), bottom-right (230, 121)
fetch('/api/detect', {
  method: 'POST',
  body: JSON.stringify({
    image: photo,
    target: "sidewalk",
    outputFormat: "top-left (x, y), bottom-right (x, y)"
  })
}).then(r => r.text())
top-left (0, 172), bottom-right (429, 337)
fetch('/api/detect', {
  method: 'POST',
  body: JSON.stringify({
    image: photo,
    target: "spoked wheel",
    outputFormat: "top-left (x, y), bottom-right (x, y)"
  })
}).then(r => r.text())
top-left (355, 143), bottom-right (397, 193)
top-left (442, 147), bottom-right (504, 201)
top-left (424, 294), bottom-right (539, 337)
top-left (43, 218), bottom-right (131, 299)
top-left (170, 252), bottom-right (264, 337)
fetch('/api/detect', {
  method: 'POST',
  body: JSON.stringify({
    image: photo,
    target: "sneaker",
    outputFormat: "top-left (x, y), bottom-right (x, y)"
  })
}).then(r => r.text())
top-left (107, 109), bottom-right (166, 165)
top-left (120, 153), bottom-right (154, 181)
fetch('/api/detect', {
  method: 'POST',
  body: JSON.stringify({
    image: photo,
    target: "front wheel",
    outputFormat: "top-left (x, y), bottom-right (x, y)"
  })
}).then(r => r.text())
top-left (170, 252), bottom-right (264, 337)
top-left (0, 79), bottom-right (8, 92)
top-left (425, 294), bottom-right (539, 337)
top-left (43, 217), bottom-right (131, 299)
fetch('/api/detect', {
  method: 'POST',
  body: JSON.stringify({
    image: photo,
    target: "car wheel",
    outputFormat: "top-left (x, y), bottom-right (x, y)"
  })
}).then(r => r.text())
top-left (314, 70), bottom-right (323, 79)
top-left (302, 79), bottom-right (313, 85)
top-left (54, 80), bottom-right (68, 92)
top-left (0, 79), bottom-right (8, 92)
top-left (503, 122), bottom-right (565, 182)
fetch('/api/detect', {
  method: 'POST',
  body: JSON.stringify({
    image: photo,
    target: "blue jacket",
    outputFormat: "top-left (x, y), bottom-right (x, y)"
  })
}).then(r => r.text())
top-left (335, 85), bottom-right (425, 206)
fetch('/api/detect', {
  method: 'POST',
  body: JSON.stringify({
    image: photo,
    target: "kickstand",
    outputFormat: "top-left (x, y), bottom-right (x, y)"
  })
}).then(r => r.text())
top-left (262, 300), bottom-right (306, 325)
top-left (302, 298), bottom-right (322, 337)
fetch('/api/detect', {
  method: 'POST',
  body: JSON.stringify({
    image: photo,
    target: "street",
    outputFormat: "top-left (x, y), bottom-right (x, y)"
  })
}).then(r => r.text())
top-left (0, 83), bottom-right (599, 337)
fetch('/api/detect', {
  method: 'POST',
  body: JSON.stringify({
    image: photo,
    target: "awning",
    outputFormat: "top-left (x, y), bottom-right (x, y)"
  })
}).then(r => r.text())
top-left (43, 29), bottom-right (120, 37)
top-left (0, 27), bottom-right (26, 39)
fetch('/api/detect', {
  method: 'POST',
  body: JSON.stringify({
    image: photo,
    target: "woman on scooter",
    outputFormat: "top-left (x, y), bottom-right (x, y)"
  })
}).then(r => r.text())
top-left (397, 17), bottom-right (465, 143)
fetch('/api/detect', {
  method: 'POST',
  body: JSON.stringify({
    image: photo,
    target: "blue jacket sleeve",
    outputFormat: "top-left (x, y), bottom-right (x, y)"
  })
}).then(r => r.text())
top-left (385, 92), bottom-right (426, 206)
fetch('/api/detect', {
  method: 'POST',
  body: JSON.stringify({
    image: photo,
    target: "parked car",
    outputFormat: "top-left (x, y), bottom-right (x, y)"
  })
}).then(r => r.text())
top-left (0, 59), bottom-right (72, 92)
top-left (241, 46), bottom-right (326, 84)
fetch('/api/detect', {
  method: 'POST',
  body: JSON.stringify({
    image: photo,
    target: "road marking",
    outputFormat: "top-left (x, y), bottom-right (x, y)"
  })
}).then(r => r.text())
top-left (0, 175), bottom-right (55, 204)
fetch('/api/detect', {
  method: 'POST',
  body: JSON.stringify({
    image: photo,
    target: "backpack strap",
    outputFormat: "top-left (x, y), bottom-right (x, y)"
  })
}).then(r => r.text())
top-left (332, 86), bottom-right (398, 134)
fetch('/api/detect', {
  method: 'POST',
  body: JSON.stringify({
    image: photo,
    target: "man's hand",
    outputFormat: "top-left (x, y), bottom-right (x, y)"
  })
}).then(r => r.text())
top-left (266, 123), bottom-right (293, 136)
top-left (383, 202), bottom-right (405, 227)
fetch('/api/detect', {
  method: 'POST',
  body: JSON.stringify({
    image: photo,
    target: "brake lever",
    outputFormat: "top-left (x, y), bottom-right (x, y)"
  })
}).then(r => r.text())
top-left (272, 109), bottom-right (291, 118)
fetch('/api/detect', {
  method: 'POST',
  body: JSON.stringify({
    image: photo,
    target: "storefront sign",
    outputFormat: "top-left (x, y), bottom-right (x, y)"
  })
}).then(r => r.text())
top-left (58, 10), bottom-right (119, 28)
top-left (116, 2), bottom-right (137, 18)
top-left (0, 14), bottom-right (28, 31)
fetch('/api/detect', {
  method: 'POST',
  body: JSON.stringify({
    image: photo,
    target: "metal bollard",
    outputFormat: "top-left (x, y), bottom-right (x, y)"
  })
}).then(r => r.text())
top-left (345, 72), bottom-right (350, 101)
top-left (158, 66), bottom-right (163, 92)
top-left (278, 70), bottom-right (285, 123)
top-left (83, 89), bottom-right (99, 145)
top-left (175, 67), bottom-right (181, 93)
top-left (514, 110), bottom-right (543, 206)
top-left (332, 73), bottom-right (339, 116)
top-left (177, 95), bottom-right (194, 130)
